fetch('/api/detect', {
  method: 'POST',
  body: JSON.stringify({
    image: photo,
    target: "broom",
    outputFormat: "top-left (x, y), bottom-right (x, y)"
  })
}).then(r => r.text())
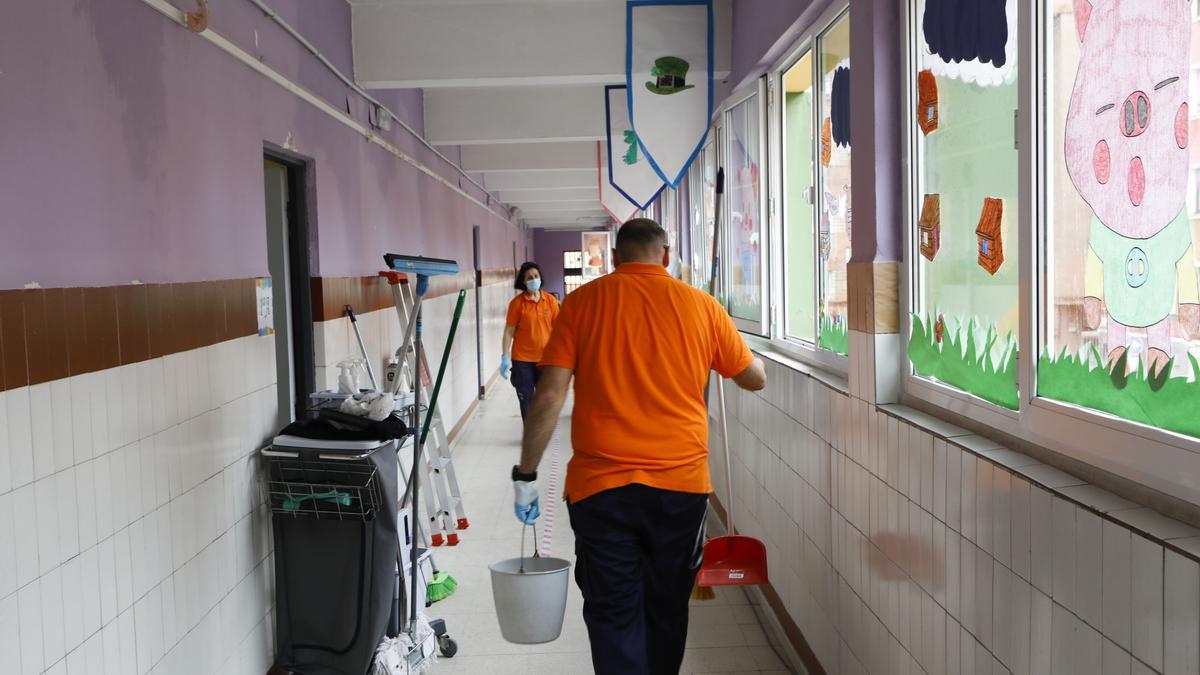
top-left (692, 168), bottom-right (726, 603)
top-left (405, 289), bottom-right (468, 605)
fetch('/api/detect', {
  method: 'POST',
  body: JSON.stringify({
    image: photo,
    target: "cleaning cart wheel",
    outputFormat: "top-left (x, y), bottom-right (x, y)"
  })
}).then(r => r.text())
top-left (438, 635), bottom-right (458, 658)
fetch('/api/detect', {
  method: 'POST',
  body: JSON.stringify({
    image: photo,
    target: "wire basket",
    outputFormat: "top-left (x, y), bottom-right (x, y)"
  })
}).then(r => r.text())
top-left (266, 458), bottom-right (383, 521)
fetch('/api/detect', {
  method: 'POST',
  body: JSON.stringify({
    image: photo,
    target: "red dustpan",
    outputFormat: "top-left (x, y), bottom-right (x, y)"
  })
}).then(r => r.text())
top-left (696, 374), bottom-right (769, 587)
top-left (695, 168), bottom-right (768, 588)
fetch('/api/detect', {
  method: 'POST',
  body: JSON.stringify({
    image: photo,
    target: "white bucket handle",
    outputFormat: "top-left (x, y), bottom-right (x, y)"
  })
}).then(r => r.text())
top-left (519, 522), bottom-right (540, 574)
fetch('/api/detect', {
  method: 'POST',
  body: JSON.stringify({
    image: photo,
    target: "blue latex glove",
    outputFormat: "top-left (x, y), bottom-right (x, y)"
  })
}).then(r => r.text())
top-left (514, 479), bottom-right (540, 524)
top-left (500, 353), bottom-right (512, 380)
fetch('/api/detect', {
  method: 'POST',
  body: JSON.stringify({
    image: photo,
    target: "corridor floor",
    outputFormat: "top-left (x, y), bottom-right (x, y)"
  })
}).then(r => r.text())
top-left (421, 384), bottom-right (793, 674)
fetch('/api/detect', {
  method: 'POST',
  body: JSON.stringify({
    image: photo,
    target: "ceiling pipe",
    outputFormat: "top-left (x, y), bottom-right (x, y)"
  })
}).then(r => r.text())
top-left (243, 0), bottom-right (504, 209)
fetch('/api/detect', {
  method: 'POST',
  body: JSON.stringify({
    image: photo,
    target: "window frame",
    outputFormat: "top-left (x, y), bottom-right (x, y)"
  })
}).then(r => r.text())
top-left (897, 0), bottom-right (1023, 433)
top-left (896, 0), bottom-right (1200, 507)
top-left (762, 1), bottom-right (852, 377)
top-left (721, 79), bottom-right (770, 336)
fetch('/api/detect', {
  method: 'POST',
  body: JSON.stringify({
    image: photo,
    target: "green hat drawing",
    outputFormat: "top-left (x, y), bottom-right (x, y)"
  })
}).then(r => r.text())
top-left (646, 56), bottom-right (695, 95)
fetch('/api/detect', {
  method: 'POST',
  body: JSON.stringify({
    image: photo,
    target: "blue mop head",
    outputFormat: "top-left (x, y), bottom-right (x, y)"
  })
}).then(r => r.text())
top-left (384, 254), bottom-right (460, 295)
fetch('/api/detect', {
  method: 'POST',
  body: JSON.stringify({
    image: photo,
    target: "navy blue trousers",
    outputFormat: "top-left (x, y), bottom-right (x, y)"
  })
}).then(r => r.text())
top-left (510, 360), bottom-right (540, 420)
top-left (567, 484), bottom-right (708, 675)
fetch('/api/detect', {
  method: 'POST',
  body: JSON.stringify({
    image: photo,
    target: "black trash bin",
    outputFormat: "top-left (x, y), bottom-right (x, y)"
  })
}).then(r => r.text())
top-left (263, 435), bottom-right (400, 675)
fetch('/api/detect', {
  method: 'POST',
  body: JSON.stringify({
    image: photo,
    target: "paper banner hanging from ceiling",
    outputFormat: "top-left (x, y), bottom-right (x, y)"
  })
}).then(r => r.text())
top-left (597, 142), bottom-right (640, 224)
top-left (605, 84), bottom-right (667, 210)
top-left (626, 0), bottom-right (713, 188)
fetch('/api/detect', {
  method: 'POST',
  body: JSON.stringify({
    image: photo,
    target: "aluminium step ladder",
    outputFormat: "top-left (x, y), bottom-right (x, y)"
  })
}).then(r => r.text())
top-left (379, 271), bottom-right (470, 546)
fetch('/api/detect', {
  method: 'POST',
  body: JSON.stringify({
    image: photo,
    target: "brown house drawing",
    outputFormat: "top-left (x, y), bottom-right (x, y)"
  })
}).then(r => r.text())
top-left (821, 116), bottom-right (832, 167)
top-left (919, 194), bottom-right (940, 261)
top-left (917, 69), bottom-right (939, 135)
top-left (976, 197), bottom-right (1005, 275)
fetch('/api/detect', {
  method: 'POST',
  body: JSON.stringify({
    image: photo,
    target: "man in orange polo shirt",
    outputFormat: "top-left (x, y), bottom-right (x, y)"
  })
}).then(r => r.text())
top-left (510, 219), bottom-right (766, 674)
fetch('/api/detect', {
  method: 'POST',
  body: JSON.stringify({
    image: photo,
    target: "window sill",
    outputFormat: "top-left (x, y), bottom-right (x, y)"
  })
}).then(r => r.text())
top-left (743, 334), bottom-right (849, 395)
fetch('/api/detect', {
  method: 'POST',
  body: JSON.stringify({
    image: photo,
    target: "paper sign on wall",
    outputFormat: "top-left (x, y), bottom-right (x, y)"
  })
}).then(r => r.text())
top-left (627, 0), bottom-right (713, 187)
top-left (256, 278), bottom-right (274, 336)
top-left (605, 84), bottom-right (666, 210)
top-left (598, 142), bottom-right (640, 223)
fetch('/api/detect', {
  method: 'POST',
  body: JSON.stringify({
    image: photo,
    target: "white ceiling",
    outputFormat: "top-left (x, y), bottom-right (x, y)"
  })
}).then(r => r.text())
top-left (352, 0), bottom-right (732, 229)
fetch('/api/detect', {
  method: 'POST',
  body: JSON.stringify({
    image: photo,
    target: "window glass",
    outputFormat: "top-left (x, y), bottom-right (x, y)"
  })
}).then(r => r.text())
top-left (727, 95), bottom-right (763, 322)
top-left (691, 137), bottom-right (719, 292)
top-left (817, 13), bottom-right (852, 355)
top-left (907, 0), bottom-right (1020, 409)
top-left (1040, 0), bottom-right (1200, 439)
top-left (784, 51), bottom-right (818, 343)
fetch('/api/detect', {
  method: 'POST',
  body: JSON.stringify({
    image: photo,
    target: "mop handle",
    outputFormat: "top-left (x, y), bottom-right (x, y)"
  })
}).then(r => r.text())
top-left (345, 305), bottom-right (378, 390)
top-left (419, 290), bottom-right (467, 445)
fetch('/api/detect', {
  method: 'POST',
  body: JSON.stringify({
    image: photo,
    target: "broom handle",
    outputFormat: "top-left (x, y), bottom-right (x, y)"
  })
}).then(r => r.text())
top-left (705, 167), bottom-right (732, 536)
top-left (717, 376), bottom-right (733, 536)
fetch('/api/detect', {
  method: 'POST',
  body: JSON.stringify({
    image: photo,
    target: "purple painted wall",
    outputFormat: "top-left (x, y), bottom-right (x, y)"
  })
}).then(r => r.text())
top-left (531, 229), bottom-right (588, 299)
top-left (0, 0), bottom-right (529, 289)
top-left (848, 0), bottom-right (901, 263)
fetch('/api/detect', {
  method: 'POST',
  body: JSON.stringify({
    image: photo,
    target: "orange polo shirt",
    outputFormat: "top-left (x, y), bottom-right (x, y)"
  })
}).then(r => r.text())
top-left (540, 263), bottom-right (754, 502)
top-left (505, 291), bottom-right (560, 362)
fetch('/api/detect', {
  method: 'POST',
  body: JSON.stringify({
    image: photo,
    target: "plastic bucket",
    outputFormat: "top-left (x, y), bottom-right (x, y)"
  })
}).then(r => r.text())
top-left (489, 556), bottom-right (571, 644)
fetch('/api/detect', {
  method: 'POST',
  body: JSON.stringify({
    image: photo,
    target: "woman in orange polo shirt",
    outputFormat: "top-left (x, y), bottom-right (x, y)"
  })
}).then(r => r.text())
top-left (501, 262), bottom-right (560, 420)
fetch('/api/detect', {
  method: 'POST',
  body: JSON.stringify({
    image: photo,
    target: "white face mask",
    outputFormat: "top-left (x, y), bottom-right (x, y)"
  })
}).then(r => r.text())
top-left (526, 278), bottom-right (542, 292)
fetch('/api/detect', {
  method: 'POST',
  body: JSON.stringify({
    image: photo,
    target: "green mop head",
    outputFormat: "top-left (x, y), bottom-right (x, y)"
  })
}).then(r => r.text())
top-left (426, 571), bottom-right (458, 603)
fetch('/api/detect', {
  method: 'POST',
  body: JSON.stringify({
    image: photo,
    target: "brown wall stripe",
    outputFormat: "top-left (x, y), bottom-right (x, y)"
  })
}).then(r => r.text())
top-left (0, 279), bottom-right (259, 393)
top-left (311, 268), bottom-right (518, 323)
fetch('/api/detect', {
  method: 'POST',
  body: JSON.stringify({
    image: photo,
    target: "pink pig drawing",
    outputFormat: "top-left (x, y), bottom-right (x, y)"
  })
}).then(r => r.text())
top-left (1065, 0), bottom-right (1200, 377)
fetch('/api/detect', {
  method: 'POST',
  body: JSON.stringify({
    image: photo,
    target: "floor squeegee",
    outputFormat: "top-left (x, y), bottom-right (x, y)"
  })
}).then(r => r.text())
top-left (382, 253), bottom-right (459, 637)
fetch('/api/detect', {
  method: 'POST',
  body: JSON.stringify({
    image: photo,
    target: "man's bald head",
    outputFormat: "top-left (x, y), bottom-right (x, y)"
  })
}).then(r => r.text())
top-left (615, 218), bottom-right (669, 265)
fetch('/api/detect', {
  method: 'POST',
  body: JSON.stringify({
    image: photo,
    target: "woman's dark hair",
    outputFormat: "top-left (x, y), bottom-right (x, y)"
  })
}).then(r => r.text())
top-left (514, 262), bottom-right (541, 291)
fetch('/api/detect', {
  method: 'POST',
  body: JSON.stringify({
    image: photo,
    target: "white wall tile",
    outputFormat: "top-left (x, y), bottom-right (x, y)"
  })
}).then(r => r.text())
top-left (11, 482), bottom-right (38, 588)
top-left (1051, 601), bottom-right (1077, 675)
top-left (61, 554), bottom-right (83, 655)
top-left (933, 438), bottom-right (947, 523)
top-left (993, 467), bottom-right (1011, 568)
top-left (35, 475), bottom-right (60, 576)
top-left (41, 566), bottom-right (65, 666)
top-left (97, 536), bottom-right (118, 625)
top-left (1131, 535), bottom-right (1164, 671)
top-left (1164, 550), bottom-right (1199, 675)
top-left (7, 387), bottom-right (34, 488)
top-left (1030, 587), bottom-right (1052, 675)
top-left (89, 371), bottom-right (112, 459)
top-left (101, 619), bottom-right (120, 675)
top-left (976, 459), bottom-right (993, 556)
top-left (50, 378), bottom-right (75, 473)
top-left (17, 579), bottom-right (43, 675)
top-left (0, 390), bottom-right (10, 494)
top-left (962, 453), bottom-right (977, 543)
top-left (70, 374), bottom-right (94, 465)
top-left (118, 608), bottom-right (138, 675)
top-left (1076, 509), bottom-right (1103, 629)
top-left (1102, 519), bottom-right (1132, 651)
top-left (30, 383), bottom-right (54, 481)
top-left (0, 492), bottom-right (14, 599)
top-left (1052, 497), bottom-right (1077, 610)
top-left (114, 527), bottom-right (133, 613)
top-left (75, 460), bottom-right (98, 552)
top-left (57, 467), bottom-right (80, 565)
top-left (1102, 638), bottom-right (1132, 675)
top-left (1076, 620), bottom-right (1103, 675)
top-left (80, 544), bottom-right (102, 640)
top-left (0, 592), bottom-right (20, 675)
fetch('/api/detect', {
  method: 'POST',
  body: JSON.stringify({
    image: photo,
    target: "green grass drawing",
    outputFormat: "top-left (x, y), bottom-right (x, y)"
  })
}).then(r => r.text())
top-left (1037, 346), bottom-right (1200, 440)
top-left (819, 313), bottom-right (848, 356)
top-left (908, 314), bottom-right (1018, 410)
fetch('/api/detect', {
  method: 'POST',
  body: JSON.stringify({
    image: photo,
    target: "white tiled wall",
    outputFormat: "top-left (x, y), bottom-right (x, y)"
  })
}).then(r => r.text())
top-left (313, 280), bottom-right (516, 433)
top-left (0, 334), bottom-right (279, 675)
top-left (709, 357), bottom-right (1200, 675)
